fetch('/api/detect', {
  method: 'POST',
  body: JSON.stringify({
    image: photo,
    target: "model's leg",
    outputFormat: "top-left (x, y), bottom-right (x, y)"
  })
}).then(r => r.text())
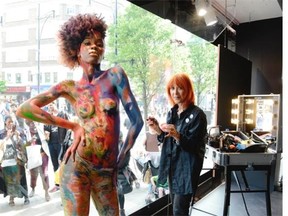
top-left (90, 169), bottom-right (119, 216)
top-left (60, 156), bottom-right (91, 216)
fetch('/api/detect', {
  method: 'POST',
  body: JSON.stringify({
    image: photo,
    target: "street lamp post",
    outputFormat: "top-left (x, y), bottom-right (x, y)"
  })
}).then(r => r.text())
top-left (114, 0), bottom-right (118, 57)
top-left (37, 3), bottom-right (55, 93)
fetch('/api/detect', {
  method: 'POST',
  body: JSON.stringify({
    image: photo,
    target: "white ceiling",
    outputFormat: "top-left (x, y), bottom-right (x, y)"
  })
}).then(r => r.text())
top-left (213, 0), bottom-right (282, 25)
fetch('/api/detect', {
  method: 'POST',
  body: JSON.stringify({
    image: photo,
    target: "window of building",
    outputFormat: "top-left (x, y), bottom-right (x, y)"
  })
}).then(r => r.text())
top-left (6, 48), bottom-right (28, 62)
top-left (53, 72), bottom-right (58, 83)
top-left (5, 8), bottom-right (29, 22)
top-left (66, 6), bottom-right (77, 15)
top-left (7, 73), bottom-right (12, 83)
top-left (28, 70), bottom-right (32, 82)
top-left (39, 73), bottom-right (42, 84)
top-left (39, 45), bottom-right (58, 61)
top-left (40, 22), bottom-right (58, 39)
top-left (15, 73), bottom-right (21, 84)
top-left (44, 72), bottom-right (51, 83)
top-left (67, 72), bottom-right (73, 80)
top-left (5, 26), bottom-right (29, 42)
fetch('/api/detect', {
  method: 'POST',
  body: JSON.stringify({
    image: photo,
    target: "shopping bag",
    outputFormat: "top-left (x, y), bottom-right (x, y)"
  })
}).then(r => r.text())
top-left (54, 168), bottom-right (60, 185)
top-left (143, 166), bottom-right (152, 184)
top-left (26, 145), bottom-right (42, 170)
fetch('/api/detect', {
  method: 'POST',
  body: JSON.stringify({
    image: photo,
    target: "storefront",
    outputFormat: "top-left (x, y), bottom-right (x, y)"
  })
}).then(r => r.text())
top-left (0, 86), bottom-right (30, 103)
top-left (30, 85), bottom-right (52, 97)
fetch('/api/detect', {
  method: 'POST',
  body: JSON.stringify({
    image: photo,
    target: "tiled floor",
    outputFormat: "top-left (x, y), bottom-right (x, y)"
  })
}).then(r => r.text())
top-left (193, 182), bottom-right (282, 216)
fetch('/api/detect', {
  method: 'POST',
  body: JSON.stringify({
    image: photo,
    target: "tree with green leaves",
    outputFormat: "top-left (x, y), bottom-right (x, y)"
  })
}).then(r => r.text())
top-left (186, 38), bottom-right (217, 108)
top-left (106, 3), bottom-right (218, 130)
top-left (106, 4), bottom-right (174, 129)
top-left (0, 80), bottom-right (7, 93)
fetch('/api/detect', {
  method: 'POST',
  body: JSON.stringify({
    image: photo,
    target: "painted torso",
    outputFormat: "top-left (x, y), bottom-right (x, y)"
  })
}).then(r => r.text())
top-left (59, 69), bottom-right (120, 168)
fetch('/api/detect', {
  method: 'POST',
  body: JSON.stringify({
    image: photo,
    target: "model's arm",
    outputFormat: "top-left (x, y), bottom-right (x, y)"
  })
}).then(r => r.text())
top-left (16, 84), bottom-right (85, 162)
top-left (115, 67), bottom-right (144, 167)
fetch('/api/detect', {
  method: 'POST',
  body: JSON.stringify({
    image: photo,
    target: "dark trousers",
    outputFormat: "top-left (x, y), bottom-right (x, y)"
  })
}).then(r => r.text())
top-left (118, 193), bottom-right (125, 209)
top-left (48, 143), bottom-right (61, 172)
top-left (171, 193), bottom-right (193, 216)
top-left (0, 169), bottom-right (7, 196)
top-left (19, 165), bottom-right (29, 198)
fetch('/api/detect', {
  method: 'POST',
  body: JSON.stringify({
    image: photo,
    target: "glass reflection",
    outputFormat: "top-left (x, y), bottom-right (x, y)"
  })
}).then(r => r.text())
top-left (0, 0), bottom-right (217, 214)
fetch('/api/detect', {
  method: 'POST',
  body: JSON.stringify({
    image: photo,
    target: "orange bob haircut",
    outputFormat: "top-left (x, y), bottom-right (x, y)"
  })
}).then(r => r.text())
top-left (166, 73), bottom-right (195, 107)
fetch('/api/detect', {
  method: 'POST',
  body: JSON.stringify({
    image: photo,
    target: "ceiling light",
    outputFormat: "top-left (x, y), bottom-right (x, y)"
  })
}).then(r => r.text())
top-left (195, 0), bottom-right (208, 17)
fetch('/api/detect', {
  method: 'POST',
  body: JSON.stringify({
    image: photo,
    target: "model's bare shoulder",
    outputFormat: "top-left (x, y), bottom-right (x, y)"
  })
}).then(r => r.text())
top-left (108, 65), bottom-right (128, 83)
top-left (54, 80), bottom-right (76, 93)
top-left (108, 65), bottom-right (125, 75)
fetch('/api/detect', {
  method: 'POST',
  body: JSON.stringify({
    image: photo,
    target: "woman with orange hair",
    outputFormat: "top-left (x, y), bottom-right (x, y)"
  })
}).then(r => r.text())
top-left (147, 73), bottom-right (207, 215)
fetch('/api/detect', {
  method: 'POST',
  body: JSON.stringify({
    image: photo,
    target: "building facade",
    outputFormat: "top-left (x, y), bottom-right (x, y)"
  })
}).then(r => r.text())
top-left (0, 0), bottom-right (119, 103)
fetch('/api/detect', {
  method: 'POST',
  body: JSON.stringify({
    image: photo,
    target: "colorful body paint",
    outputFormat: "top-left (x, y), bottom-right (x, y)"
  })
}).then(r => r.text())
top-left (16, 23), bottom-right (143, 215)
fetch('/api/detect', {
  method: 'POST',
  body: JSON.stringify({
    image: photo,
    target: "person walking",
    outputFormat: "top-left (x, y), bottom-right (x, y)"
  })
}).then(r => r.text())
top-left (117, 132), bottom-right (136, 216)
top-left (0, 115), bottom-right (30, 206)
top-left (25, 120), bottom-right (50, 201)
top-left (44, 102), bottom-right (68, 193)
top-left (16, 13), bottom-right (143, 216)
top-left (147, 73), bottom-right (207, 215)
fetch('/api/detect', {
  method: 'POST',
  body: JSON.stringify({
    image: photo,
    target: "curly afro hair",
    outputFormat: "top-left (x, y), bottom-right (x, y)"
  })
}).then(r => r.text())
top-left (57, 13), bottom-right (107, 69)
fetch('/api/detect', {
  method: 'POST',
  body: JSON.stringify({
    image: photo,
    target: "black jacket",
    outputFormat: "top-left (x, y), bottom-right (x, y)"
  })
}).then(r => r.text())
top-left (157, 104), bottom-right (207, 195)
top-left (44, 111), bottom-right (69, 144)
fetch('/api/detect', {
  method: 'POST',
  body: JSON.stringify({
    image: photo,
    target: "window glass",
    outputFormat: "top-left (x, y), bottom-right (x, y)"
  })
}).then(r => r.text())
top-left (6, 27), bottom-right (29, 42)
top-left (39, 45), bottom-right (58, 61)
top-left (6, 47), bottom-right (28, 62)
top-left (5, 8), bottom-right (29, 22)
top-left (44, 72), bottom-right (50, 83)
top-left (53, 72), bottom-right (58, 83)
top-left (0, 0), bottom-right (218, 214)
top-left (67, 72), bottom-right (73, 80)
top-left (15, 73), bottom-right (21, 83)
top-left (7, 73), bottom-right (12, 83)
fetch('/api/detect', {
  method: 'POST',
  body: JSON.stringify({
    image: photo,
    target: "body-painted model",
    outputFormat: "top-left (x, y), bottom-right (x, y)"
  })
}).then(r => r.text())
top-left (16, 14), bottom-right (143, 216)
